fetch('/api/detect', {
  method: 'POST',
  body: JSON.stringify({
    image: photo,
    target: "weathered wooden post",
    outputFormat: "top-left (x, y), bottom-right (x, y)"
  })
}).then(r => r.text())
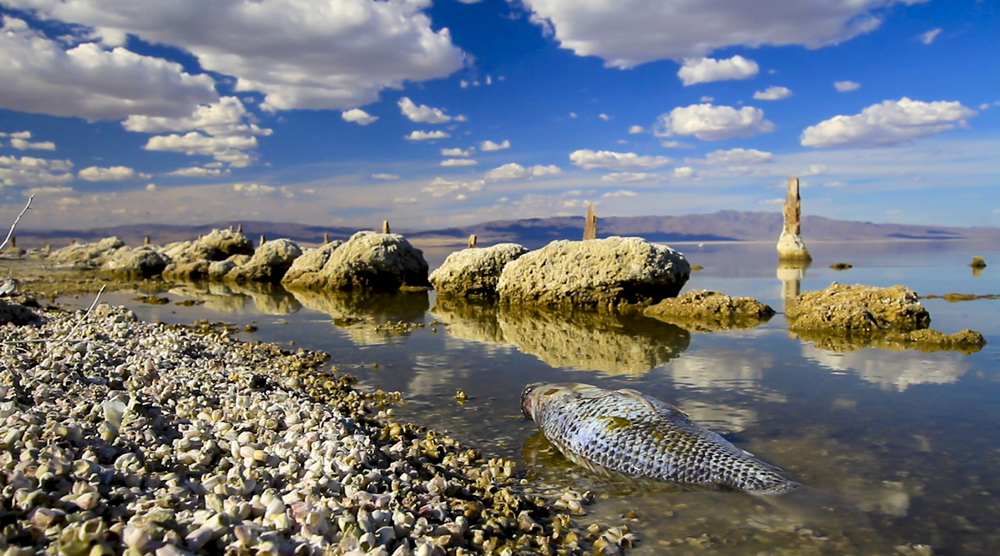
top-left (259, 234), bottom-right (266, 247)
top-left (237, 224), bottom-right (243, 233)
top-left (144, 236), bottom-right (150, 245)
top-left (776, 177), bottom-right (811, 261)
top-left (583, 203), bottom-right (597, 240)
top-left (324, 232), bottom-right (331, 244)
top-left (468, 234), bottom-right (477, 248)
top-left (382, 220), bottom-right (391, 234)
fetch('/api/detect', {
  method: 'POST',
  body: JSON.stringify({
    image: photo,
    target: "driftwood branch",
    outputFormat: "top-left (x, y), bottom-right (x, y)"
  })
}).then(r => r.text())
top-left (0, 194), bottom-right (34, 252)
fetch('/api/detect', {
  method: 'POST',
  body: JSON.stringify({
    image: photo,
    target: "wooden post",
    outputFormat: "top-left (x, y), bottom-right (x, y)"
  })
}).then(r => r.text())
top-left (237, 224), bottom-right (243, 233)
top-left (468, 234), bottom-right (477, 248)
top-left (9, 236), bottom-right (14, 249)
top-left (144, 236), bottom-right (150, 245)
top-left (259, 234), bottom-right (266, 247)
top-left (324, 232), bottom-right (331, 244)
top-left (783, 177), bottom-right (801, 235)
top-left (583, 203), bottom-right (597, 240)
top-left (382, 220), bottom-right (391, 234)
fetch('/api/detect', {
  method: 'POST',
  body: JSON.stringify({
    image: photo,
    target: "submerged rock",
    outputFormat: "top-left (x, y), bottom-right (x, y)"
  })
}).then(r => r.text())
top-left (429, 243), bottom-right (528, 297)
top-left (970, 256), bottom-right (987, 269)
top-left (644, 289), bottom-right (775, 332)
top-left (282, 231), bottom-right (428, 292)
top-left (496, 237), bottom-right (690, 309)
top-left (786, 282), bottom-right (930, 333)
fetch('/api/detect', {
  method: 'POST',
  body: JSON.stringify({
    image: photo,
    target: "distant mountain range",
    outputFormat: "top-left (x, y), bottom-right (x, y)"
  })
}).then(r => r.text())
top-left (14, 210), bottom-right (1000, 250)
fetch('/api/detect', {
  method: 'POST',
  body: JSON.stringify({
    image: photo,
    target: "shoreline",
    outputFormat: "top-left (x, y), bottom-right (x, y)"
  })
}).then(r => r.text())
top-left (0, 301), bottom-right (615, 555)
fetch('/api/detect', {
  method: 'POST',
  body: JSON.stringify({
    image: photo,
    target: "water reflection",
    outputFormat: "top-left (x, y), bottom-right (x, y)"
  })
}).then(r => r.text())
top-left (431, 297), bottom-right (691, 374)
top-left (776, 260), bottom-right (810, 300)
top-left (168, 281), bottom-right (301, 314)
top-left (802, 343), bottom-right (971, 390)
top-left (289, 289), bottom-right (430, 345)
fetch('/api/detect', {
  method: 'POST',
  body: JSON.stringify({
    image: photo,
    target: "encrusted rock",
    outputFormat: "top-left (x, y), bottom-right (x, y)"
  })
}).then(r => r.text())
top-left (644, 289), bottom-right (774, 332)
top-left (226, 238), bottom-right (302, 283)
top-left (495, 237), bottom-right (689, 309)
top-left (48, 237), bottom-right (126, 267)
top-left (429, 243), bottom-right (528, 297)
top-left (281, 241), bottom-right (343, 285)
top-left (100, 246), bottom-right (168, 279)
top-left (164, 229), bottom-right (254, 264)
top-left (787, 283), bottom-right (930, 333)
top-left (283, 232), bottom-right (429, 292)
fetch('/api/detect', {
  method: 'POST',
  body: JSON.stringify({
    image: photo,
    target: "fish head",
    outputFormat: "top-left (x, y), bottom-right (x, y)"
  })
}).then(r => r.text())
top-left (521, 382), bottom-right (582, 421)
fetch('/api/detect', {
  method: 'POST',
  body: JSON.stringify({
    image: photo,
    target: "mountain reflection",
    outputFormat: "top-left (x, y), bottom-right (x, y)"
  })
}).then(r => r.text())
top-left (431, 297), bottom-right (690, 374)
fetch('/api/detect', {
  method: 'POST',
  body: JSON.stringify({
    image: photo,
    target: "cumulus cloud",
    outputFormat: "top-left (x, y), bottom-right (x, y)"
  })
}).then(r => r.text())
top-left (123, 97), bottom-right (271, 137)
top-left (519, 0), bottom-right (920, 68)
top-left (372, 173), bottom-right (399, 180)
top-left (422, 176), bottom-right (484, 197)
top-left (2, 131), bottom-right (57, 151)
top-left (10, 0), bottom-right (465, 112)
top-left (144, 132), bottom-right (259, 167)
top-left (702, 148), bottom-right (773, 165)
top-left (569, 149), bottom-right (672, 170)
top-left (0, 155), bottom-right (74, 187)
top-left (600, 173), bottom-right (653, 183)
top-left (677, 56), bottom-right (759, 86)
top-left (442, 147), bottom-right (474, 157)
top-left (405, 130), bottom-right (450, 141)
top-left (753, 86), bottom-right (792, 100)
top-left (835, 80), bottom-right (861, 92)
top-left (655, 104), bottom-right (774, 141)
top-left (674, 166), bottom-right (695, 178)
top-left (78, 165), bottom-right (151, 181)
top-left (398, 97), bottom-right (453, 123)
top-left (232, 182), bottom-right (294, 197)
top-left (599, 113), bottom-right (612, 121)
top-left (341, 108), bottom-right (378, 125)
top-left (801, 98), bottom-right (977, 148)
top-left (919, 28), bottom-right (942, 45)
top-left (601, 188), bottom-right (640, 196)
top-left (484, 163), bottom-right (561, 181)
top-left (167, 166), bottom-right (227, 177)
top-left (628, 125), bottom-right (645, 134)
top-left (441, 158), bottom-right (478, 166)
top-left (0, 17), bottom-right (218, 120)
top-left (480, 139), bottom-right (510, 151)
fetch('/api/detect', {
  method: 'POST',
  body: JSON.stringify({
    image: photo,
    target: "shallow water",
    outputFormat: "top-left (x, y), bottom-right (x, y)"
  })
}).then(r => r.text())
top-left (92, 239), bottom-right (1000, 555)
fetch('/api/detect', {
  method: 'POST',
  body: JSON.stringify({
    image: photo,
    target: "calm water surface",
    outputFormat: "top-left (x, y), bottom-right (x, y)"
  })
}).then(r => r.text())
top-left (97, 240), bottom-right (1000, 555)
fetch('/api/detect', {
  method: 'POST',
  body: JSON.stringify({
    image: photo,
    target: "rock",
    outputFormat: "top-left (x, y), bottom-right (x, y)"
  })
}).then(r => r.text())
top-left (163, 261), bottom-right (210, 281)
top-left (787, 282), bottom-right (930, 333)
top-left (880, 328), bottom-right (986, 353)
top-left (282, 241), bottom-right (343, 285)
top-left (164, 229), bottom-right (254, 264)
top-left (830, 262), bottom-right (853, 270)
top-left (495, 237), bottom-right (689, 309)
top-left (48, 237), bottom-right (126, 267)
top-left (282, 232), bottom-right (429, 292)
top-left (100, 246), bottom-right (168, 279)
top-left (776, 229), bottom-right (811, 261)
top-left (643, 289), bottom-right (774, 332)
top-left (429, 243), bottom-right (528, 297)
top-left (970, 256), bottom-right (986, 269)
top-left (0, 298), bottom-right (43, 326)
top-left (208, 260), bottom-right (237, 280)
top-left (226, 238), bottom-right (302, 283)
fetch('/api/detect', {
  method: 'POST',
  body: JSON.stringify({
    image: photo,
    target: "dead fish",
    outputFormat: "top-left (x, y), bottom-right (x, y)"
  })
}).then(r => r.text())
top-left (521, 382), bottom-right (798, 495)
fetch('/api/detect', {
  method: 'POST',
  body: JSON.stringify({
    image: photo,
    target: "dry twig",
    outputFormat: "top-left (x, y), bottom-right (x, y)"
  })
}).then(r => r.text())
top-left (0, 194), bottom-right (34, 252)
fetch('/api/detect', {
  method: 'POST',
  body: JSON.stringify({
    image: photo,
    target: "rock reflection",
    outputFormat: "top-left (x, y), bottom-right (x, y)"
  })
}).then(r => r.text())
top-left (289, 288), bottom-right (429, 345)
top-left (802, 344), bottom-right (970, 391)
top-left (168, 281), bottom-right (302, 314)
top-left (432, 297), bottom-right (690, 374)
top-left (777, 260), bottom-right (810, 301)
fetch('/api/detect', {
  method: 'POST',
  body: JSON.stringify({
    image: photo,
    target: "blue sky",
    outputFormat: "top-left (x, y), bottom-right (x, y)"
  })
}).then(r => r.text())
top-left (0, 0), bottom-right (997, 231)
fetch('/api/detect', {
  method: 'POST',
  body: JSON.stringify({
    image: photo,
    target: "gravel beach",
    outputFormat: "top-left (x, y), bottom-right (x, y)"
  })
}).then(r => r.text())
top-left (0, 300), bottom-right (619, 556)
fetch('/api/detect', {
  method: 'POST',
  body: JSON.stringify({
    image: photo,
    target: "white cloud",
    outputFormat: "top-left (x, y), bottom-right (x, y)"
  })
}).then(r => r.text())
top-left (145, 183), bottom-right (157, 191)
top-left (702, 148), bottom-right (773, 165)
top-left (700, 96), bottom-right (714, 102)
top-left (11, 0), bottom-right (465, 112)
top-left (599, 113), bottom-right (612, 121)
top-left (232, 183), bottom-right (276, 196)
top-left (341, 108), bottom-right (378, 125)
top-left (78, 165), bottom-right (151, 181)
top-left (801, 164), bottom-right (827, 176)
top-left (441, 147), bottom-right (474, 157)
top-left (123, 97), bottom-right (271, 137)
top-left (919, 28), bottom-right (942, 45)
top-left (398, 97), bottom-right (452, 124)
top-left (569, 112), bottom-right (578, 119)
top-left (569, 149), bottom-right (672, 170)
top-left (674, 166), bottom-right (695, 178)
top-left (655, 104), bottom-right (774, 141)
top-left (23, 186), bottom-right (73, 196)
top-left (677, 56), bottom-right (759, 86)
top-left (441, 158), bottom-right (478, 167)
top-left (480, 139), bottom-right (510, 151)
top-left (422, 176), bottom-right (484, 197)
top-left (801, 97), bottom-right (977, 148)
top-left (0, 17), bottom-right (218, 121)
top-left (835, 80), bottom-right (861, 92)
top-left (144, 132), bottom-right (259, 167)
top-left (824, 180), bottom-right (849, 188)
top-left (0, 155), bottom-right (74, 187)
top-left (753, 86), bottom-right (792, 100)
top-left (519, 0), bottom-right (919, 68)
top-left (600, 173), bottom-right (653, 183)
top-left (372, 173), bottom-right (400, 180)
top-left (393, 197), bottom-right (418, 205)
top-left (484, 163), bottom-right (561, 181)
top-left (628, 125), bottom-right (645, 134)
top-left (660, 140), bottom-right (694, 149)
top-left (601, 189), bottom-right (639, 197)
top-left (759, 198), bottom-right (785, 205)
top-left (3, 131), bottom-right (57, 151)
top-left (167, 166), bottom-right (227, 177)
top-left (405, 130), bottom-right (450, 141)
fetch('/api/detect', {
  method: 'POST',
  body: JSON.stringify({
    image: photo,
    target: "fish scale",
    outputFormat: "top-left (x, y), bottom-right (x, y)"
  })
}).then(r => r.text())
top-left (521, 382), bottom-right (798, 495)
